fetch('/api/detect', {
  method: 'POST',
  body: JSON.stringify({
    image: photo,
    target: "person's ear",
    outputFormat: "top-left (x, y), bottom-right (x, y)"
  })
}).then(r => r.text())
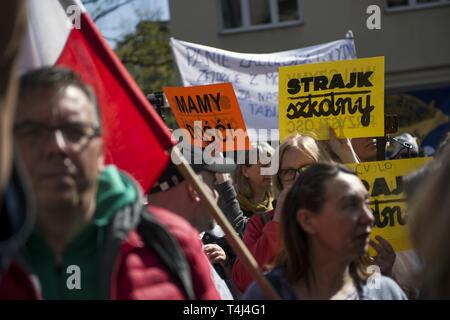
top-left (241, 165), bottom-right (249, 178)
top-left (296, 208), bottom-right (316, 235)
top-left (97, 151), bottom-right (105, 173)
top-left (186, 183), bottom-right (201, 203)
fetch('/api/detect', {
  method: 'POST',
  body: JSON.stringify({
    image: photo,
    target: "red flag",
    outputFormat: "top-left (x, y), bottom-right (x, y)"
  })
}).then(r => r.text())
top-left (18, 0), bottom-right (175, 193)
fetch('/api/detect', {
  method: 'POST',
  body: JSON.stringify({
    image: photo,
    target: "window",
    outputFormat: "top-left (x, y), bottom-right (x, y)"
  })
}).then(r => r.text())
top-left (385, 0), bottom-right (450, 12)
top-left (219, 0), bottom-right (302, 33)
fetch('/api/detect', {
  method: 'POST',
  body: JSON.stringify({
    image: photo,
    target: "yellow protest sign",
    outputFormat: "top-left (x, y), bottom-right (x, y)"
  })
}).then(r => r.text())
top-left (346, 157), bottom-right (432, 254)
top-left (279, 57), bottom-right (385, 141)
top-left (163, 83), bottom-right (250, 151)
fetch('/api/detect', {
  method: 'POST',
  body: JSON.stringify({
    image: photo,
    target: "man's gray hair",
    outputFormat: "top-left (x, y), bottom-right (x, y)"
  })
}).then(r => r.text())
top-left (19, 66), bottom-right (102, 130)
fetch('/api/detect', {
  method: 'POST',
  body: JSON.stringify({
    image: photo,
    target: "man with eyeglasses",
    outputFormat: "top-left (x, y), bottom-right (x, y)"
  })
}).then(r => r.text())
top-left (0, 67), bottom-right (220, 300)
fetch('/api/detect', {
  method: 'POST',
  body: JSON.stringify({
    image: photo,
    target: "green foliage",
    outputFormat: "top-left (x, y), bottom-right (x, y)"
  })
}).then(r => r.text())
top-left (82, 0), bottom-right (178, 129)
top-left (115, 21), bottom-right (175, 94)
top-left (114, 21), bottom-right (178, 128)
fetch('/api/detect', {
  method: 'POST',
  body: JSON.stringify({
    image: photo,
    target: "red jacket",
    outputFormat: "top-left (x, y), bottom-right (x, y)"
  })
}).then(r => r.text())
top-left (0, 206), bottom-right (220, 300)
top-left (113, 206), bottom-right (220, 299)
top-left (0, 262), bottom-right (40, 299)
top-left (232, 210), bottom-right (281, 293)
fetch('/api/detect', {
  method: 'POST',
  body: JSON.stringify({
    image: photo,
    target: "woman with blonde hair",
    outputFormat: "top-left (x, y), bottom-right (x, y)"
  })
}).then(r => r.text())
top-left (232, 131), bottom-right (359, 293)
top-left (242, 162), bottom-right (406, 299)
top-left (233, 142), bottom-right (275, 218)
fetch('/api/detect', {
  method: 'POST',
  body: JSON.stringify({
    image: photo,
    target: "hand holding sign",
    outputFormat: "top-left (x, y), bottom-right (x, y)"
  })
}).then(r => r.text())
top-left (325, 127), bottom-right (360, 163)
top-left (369, 235), bottom-right (396, 277)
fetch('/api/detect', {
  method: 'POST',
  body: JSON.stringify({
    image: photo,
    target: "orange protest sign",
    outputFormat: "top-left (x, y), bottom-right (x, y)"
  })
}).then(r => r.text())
top-left (163, 83), bottom-right (250, 151)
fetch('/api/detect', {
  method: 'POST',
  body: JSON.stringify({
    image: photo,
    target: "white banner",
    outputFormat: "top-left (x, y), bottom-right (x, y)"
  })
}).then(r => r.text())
top-left (170, 34), bottom-right (357, 141)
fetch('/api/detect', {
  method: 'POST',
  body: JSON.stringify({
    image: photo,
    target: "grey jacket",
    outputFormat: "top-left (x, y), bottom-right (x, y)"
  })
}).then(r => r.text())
top-left (215, 180), bottom-right (249, 238)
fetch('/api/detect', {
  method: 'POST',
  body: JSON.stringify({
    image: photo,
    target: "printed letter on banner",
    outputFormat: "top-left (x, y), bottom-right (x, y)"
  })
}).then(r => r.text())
top-left (164, 83), bottom-right (250, 151)
top-left (279, 56), bottom-right (384, 141)
top-left (346, 157), bottom-right (432, 253)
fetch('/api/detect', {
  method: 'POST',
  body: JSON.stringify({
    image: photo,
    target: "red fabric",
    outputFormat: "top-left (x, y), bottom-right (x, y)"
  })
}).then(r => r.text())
top-left (113, 205), bottom-right (220, 300)
top-left (56, 12), bottom-right (176, 193)
top-left (0, 262), bottom-right (40, 300)
top-left (0, 207), bottom-right (220, 300)
top-left (232, 209), bottom-right (281, 293)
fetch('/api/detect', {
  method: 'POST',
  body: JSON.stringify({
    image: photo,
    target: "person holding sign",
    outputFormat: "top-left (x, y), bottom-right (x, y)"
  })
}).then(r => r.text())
top-left (233, 142), bottom-right (275, 219)
top-left (243, 163), bottom-right (407, 300)
top-left (232, 131), bottom-right (359, 292)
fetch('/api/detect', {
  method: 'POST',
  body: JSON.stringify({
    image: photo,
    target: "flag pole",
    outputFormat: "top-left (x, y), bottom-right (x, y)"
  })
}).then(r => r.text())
top-left (171, 146), bottom-right (281, 300)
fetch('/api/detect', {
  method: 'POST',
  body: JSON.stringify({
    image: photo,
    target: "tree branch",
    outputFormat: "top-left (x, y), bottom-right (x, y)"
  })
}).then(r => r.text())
top-left (92, 0), bottom-right (136, 22)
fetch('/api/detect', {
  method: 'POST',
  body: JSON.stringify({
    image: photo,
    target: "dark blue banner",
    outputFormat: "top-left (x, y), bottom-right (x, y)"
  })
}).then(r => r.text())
top-left (386, 85), bottom-right (450, 154)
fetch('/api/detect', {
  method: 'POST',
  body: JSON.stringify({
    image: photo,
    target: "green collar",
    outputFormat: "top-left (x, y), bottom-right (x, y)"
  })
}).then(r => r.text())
top-left (24, 165), bottom-right (138, 299)
top-left (94, 166), bottom-right (137, 226)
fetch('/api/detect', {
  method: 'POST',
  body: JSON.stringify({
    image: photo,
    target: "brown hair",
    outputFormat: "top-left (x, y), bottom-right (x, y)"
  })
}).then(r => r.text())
top-left (277, 162), bottom-right (371, 287)
top-left (409, 147), bottom-right (450, 299)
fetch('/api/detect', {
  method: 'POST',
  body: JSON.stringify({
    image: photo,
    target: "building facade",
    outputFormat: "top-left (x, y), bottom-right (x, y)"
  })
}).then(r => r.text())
top-left (168, 0), bottom-right (450, 149)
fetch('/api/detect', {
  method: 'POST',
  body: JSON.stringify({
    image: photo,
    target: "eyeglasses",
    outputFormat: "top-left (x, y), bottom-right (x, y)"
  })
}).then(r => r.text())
top-left (278, 164), bottom-right (311, 181)
top-left (14, 122), bottom-right (101, 150)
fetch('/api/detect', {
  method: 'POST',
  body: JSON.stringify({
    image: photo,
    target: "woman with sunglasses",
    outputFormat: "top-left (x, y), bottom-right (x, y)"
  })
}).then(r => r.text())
top-left (243, 162), bottom-right (407, 299)
top-left (232, 131), bottom-right (359, 293)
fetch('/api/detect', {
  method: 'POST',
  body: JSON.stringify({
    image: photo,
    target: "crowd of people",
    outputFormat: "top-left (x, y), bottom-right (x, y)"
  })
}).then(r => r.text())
top-left (1, 1), bottom-right (450, 301)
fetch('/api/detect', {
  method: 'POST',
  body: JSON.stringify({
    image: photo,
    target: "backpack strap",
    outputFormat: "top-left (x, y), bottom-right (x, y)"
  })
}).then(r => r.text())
top-left (98, 170), bottom-right (195, 300)
top-left (137, 207), bottom-right (196, 300)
